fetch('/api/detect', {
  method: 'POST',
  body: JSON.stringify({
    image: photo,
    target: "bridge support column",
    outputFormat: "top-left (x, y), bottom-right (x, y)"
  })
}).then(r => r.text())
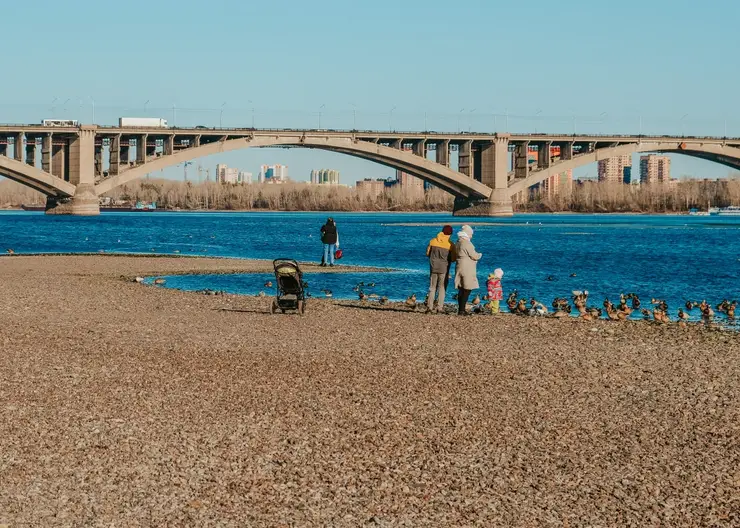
top-left (109, 135), bottom-right (120, 175)
top-left (436, 139), bottom-right (449, 167)
top-left (25, 139), bottom-right (36, 167)
top-left (514, 141), bottom-right (529, 179)
top-left (164, 135), bottom-right (174, 156)
top-left (94, 144), bottom-right (104, 179)
top-left (42, 134), bottom-right (52, 173)
top-left (458, 140), bottom-right (473, 177)
top-left (46, 126), bottom-right (99, 216)
top-left (0, 137), bottom-right (7, 157)
top-left (51, 142), bottom-right (66, 180)
top-left (453, 135), bottom-right (513, 217)
top-left (13, 133), bottom-right (23, 162)
top-left (560, 141), bottom-right (573, 161)
top-left (136, 134), bottom-right (147, 164)
top-left (538, 141), bottom-right (552, 169)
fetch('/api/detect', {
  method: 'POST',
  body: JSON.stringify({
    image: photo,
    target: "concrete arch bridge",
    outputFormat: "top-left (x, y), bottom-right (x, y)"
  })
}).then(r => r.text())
top-left (1, 124), bottom-right (740, 215)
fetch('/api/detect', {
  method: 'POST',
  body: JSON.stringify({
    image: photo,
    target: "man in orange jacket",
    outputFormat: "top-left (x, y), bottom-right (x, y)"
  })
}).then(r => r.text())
top-left (425, 225), bottom-right (456, 313)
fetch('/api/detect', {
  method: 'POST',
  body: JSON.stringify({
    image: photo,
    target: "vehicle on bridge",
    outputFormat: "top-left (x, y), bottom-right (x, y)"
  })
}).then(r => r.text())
top-left (42, 119), bottom-right (78, 127)
top-left (118, 117), bottom-right (168, 128)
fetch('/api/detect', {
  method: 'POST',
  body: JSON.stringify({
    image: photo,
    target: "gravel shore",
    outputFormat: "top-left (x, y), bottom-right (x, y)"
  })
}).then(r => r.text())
top-left (1, 255), bottom-right (738, 526)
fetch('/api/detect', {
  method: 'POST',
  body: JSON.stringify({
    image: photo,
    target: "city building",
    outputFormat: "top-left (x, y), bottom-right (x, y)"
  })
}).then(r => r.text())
top-left (310, 169), bottom-right (340, 185)
top-left (597, 155), bottom-right (632, 183)
top-left (639, 155), bottom-right (671, 184)
top-left (239, 171), bottom-right (253, 184)
top-left (216, 163), bottom-right (243, 184)
top-left (259, 164), bottom-right (288, 184)
top-left (524, 145), bottom-right (573, 198)
top-left (355, 178), bottom-right (387, 198)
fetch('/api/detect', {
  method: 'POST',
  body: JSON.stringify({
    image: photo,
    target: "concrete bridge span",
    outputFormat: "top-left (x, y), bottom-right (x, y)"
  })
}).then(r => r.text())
top-left (2, 123), bottom-right (740, 216)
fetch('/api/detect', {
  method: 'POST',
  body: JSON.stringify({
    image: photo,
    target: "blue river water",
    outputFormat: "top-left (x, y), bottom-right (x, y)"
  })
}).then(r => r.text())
top-left (1, 210), bottom-right (739, 324)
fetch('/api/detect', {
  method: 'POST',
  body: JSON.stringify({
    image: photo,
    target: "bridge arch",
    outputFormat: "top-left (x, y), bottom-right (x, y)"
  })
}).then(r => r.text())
top-left (508, 141), bottom-right (740, 196)
top-left (0, 156), bottom-right (76, 197)
top-left (94, 135), bottom-right (493, 199)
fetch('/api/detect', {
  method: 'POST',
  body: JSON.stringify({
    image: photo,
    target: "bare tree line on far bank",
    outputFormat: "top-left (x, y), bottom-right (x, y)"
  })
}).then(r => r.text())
top-left (518, 177), bottom-right (740, 213)
top-left (1, 175), bottom-right (739, 213)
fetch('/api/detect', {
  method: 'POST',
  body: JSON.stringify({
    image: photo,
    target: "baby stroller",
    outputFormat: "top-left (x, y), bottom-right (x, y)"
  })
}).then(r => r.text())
top-left (270, 258), bottom-right (307, 315)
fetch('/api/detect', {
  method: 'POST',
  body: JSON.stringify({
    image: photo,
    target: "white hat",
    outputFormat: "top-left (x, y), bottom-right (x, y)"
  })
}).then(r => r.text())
top-left (494, 268), bottom-right (504, 279)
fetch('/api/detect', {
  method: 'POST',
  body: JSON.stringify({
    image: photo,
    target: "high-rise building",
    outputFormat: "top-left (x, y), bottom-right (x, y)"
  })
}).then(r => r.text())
top-left (216, 164), bottom-right (243, 184)
top-left (355, 178), bottom-right (387, 198)
top-left (310, 169), bottom-right (340, 185)
top-left (597, 155), bottom-right (632, 183)
top-left (259, 164), bottom-right (288, 184)
top-left (639, 155), bottom-right (671, 184)
top-left (239, 171), bottom-right (253, 184)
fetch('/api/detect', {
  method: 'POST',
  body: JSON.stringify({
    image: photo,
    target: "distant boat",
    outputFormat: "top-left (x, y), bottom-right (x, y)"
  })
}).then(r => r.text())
top-left (688, 208), bottom-right (709, 216)
top-left (709, 206), bottom-right (740, 216)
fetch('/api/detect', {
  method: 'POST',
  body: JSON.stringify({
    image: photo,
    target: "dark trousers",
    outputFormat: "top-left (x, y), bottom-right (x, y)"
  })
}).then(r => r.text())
top-left (458, 288), bottom-right (471, 314)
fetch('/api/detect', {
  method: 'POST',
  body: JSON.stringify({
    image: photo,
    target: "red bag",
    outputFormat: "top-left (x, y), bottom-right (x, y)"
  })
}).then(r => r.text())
top-left (334, 248), bottom-right (343, 260)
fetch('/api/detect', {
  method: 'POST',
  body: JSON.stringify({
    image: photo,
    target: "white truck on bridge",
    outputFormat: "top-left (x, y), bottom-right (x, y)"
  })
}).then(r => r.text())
top-left (118, 117), bottom-right (168, 128)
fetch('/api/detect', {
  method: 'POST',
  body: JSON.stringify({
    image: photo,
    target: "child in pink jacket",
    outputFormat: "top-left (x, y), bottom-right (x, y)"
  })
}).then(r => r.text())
top-left (487, 268), bottom-right (504, 313)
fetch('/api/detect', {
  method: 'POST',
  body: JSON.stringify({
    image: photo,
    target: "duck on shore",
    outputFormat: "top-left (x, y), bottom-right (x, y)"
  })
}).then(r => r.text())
top-left (405, 294), bottom-right (417, 308)
top-left (6, 249), bottom-right (15, 255)
top-left (506, 290), bottom-right (519, 312)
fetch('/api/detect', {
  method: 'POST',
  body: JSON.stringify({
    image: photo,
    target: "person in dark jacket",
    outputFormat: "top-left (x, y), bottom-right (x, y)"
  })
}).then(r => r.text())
top-left (320, 217), bottom-right (340, 266)
top-left (425, 225), bottom-right (456, 313)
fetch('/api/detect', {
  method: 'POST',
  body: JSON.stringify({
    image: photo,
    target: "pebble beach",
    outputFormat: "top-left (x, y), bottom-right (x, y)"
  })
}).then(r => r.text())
top-left (1, 255), bottom-right (738, 526)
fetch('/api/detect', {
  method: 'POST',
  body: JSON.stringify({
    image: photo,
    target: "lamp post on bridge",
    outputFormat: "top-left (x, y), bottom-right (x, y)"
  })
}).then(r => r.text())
top-left (349, 102), bottom-right (357, 130)
top-left (248, 100), bottom-right (254, 128)
top-left (318, 104), bottom-right (325, 129)
top-left (680, 113), bottom-right (689, 137)
top-left (220, 102), bottom-right (226, 128)
top-left (389, 106), bottom-right (396, 132)
top-left (88, 96), bottom-right (95, 124)
top-left (457, 108), bottom-right (465, 133)
top-left (468, 109), bottom-right (476, 133)
top-left (534, 109), bottom-right (542, 133)
top-left (599, 112), bottom-right (607, 134)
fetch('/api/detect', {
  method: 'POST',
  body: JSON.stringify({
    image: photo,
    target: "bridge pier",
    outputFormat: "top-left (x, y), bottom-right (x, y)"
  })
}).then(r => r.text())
top-left (453, 189), bottom-right (513, 217)
top-left (453, 135), bottom-right (513, 216)
top-left (45, 126), bottom-right (100, 216)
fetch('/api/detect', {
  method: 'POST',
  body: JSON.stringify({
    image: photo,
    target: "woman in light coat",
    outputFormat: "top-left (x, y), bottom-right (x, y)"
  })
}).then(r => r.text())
top-left (454, 225), bottom-right (482, 316)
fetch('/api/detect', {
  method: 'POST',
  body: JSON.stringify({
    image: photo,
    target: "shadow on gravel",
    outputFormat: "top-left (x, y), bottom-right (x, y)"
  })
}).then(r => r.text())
top-left (217, 307), bottom-right (270, 315)
top-left (335, 302), bottom-right (422, 314)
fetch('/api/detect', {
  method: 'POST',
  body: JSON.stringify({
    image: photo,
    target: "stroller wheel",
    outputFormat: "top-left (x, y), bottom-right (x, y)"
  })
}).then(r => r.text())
top-left (269, 299), bottom-right (277, 315)
top-left (298, 300), bottom-right (305, 315)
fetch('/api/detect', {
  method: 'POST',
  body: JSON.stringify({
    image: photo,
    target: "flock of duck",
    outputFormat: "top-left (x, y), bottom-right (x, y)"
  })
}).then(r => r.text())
top-left (497, 290), bottom-right (736, 325)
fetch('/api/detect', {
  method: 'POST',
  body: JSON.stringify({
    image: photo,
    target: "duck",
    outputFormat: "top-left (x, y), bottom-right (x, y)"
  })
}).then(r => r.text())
top-left (321, 289), bottom-right (333, 298)
top-left (716, 300), bottom-right (731, 313)
top-left (153, 278), bottom-right (166, 285)
top-left (570, 273), bottom-right (577, 277)
top-left (379, 296), bottom-right (389, 305)
top-left (515, 299), bottom-right (529, 315)
top-left (258, 291), bottom-right (266, 297)
top-left (685, 300), bottom-right (695, 311)
top-left (506, 290), bottom-right (519, 311)
top-left (530, 299), bottom-right (548, 315)
top-left (726, 301), bottom-right (737, 318)
top-left (653, 309), bottom-right (670, 324)
top-left (405, 294), bottom-right (417, 308)
top-left (472, 294), bottom-right (481, 306)
top-left (358, 290), bottom-right (368, 301)
top-left (6, 249), bottom-right (15, 255)
top-left (264, 281), bottom-right (273, 288)
top-left (367, 282), bottom-right (376, 288)
top-left (701, 303), bottom-right (714, 319)
top-left (640, 308), bottom-right (652, 320)
top-left (678, 308), bottom-right (690, 321)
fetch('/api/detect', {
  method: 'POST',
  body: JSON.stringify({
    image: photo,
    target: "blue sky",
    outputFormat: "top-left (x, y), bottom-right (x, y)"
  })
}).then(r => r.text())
top-left (2, 0), bottom-right (740, 183)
